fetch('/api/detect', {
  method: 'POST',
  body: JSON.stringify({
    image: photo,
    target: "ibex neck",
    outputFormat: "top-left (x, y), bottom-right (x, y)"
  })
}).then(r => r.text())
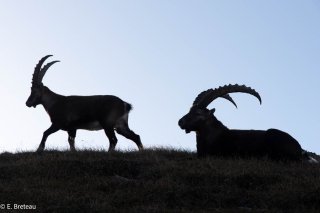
top-left (197, 117), bottom-right (229, 135)
top-left (41, 86), bottom-right (64, 112)
top-left (196, 117), bottom-right (229, 157)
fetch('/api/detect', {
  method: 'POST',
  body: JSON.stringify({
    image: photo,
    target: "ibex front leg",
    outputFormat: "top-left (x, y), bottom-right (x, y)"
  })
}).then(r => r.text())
top-left (37, 125), bottom-right (59, 152)
top-left (68, 130), bottom-right (77, 152)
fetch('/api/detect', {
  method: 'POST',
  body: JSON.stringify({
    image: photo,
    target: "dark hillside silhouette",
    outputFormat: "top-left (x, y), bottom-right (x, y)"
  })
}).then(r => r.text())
top-left (0, 149), bottom-right (319, 212)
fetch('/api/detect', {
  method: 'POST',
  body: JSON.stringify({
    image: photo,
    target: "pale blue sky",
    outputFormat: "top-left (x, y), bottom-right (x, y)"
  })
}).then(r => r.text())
top-left (1, 1), bottom-right (319, 153)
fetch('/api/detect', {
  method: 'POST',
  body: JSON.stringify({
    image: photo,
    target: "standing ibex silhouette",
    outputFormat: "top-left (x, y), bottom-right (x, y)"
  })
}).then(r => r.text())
top-left (26, 55), bottom-right (143, 152)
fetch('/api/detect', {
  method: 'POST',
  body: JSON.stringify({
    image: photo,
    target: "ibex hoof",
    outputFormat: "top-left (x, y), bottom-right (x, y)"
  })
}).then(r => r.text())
top-left (36, 147), bottom-right (44, 153)
top-left (108, 147), bottom-right (116, 152)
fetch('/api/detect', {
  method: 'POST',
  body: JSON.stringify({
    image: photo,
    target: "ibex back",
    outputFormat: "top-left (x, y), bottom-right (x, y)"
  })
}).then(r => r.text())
top-left (26, 55), bottom-right (143, 152)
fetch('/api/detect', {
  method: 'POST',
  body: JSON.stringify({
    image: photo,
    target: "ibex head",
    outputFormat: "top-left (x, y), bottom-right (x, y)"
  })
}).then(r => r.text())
top-left (26, 55), bottom-right (59, 108)
top-left (178, 84), bottom-right (262, 133)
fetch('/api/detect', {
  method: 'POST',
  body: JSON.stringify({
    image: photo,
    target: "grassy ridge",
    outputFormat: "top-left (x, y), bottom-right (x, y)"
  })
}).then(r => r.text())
top-left (0, 149), bottom-right (319, 212)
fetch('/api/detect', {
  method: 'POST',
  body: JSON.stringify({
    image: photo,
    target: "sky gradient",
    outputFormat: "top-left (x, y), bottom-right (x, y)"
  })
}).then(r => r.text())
top-left (1, 1), bottom-right (320, 153)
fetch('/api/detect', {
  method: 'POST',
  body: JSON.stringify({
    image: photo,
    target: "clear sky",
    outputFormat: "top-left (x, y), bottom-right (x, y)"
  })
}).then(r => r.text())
top-left (0, 1), bottom-right (319, 154)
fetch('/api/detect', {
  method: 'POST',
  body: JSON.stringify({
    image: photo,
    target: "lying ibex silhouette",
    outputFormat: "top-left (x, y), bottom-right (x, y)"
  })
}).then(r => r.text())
top-left (179, 84), bottom-right (317, 162)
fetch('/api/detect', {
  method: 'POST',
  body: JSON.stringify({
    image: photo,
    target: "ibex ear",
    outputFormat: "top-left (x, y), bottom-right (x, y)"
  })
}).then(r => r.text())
top-left (209, 108), bottom-right (216, 115)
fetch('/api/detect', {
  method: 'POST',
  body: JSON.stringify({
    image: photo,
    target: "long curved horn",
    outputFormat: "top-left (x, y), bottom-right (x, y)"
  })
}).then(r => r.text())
top-left (221, 94), bottom-right (238, 108)
top-left (38, 60), bottom-right (60, 83)
top-left (32, 55), bottom-right (52, 86)
top-left (193, 84), bottom-right (262, 108)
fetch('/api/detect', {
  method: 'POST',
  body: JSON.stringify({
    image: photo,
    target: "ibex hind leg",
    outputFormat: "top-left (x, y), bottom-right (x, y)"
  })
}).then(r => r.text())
top-left (103, 128), bottom-right (118, 152)
top-left (116, 127), bottom-right (143, 150)
top-left (115, 115), bottom-right (143, 150)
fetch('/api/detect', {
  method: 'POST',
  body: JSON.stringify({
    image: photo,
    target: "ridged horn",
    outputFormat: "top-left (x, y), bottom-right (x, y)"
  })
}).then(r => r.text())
top-left (193, 84), bottom-right (262, 108)
top-left (38, 60), bottom-right (60, 83)
top-left (32, 55), bottom-right (52, 86)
